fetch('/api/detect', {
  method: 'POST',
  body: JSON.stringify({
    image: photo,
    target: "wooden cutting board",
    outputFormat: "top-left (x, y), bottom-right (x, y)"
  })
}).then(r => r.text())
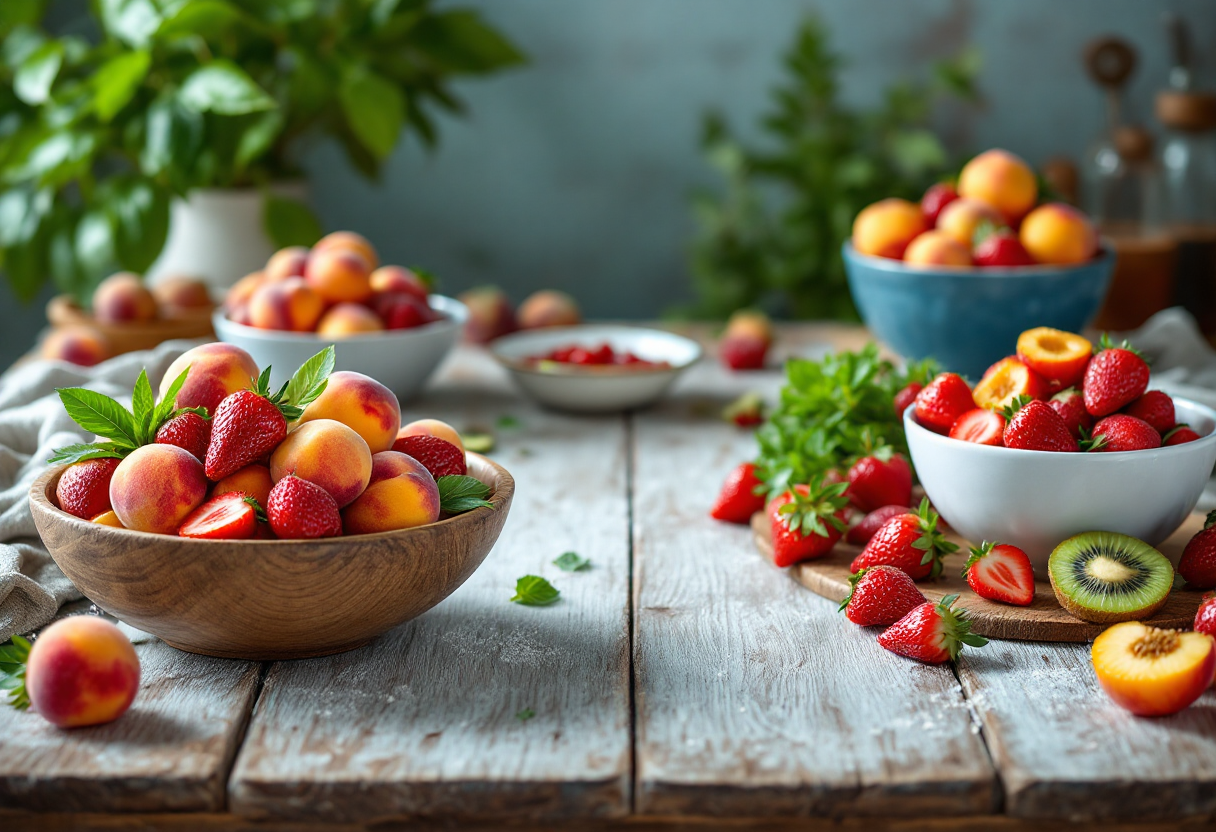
top-left (752, 511), bottom-right (1208, 643)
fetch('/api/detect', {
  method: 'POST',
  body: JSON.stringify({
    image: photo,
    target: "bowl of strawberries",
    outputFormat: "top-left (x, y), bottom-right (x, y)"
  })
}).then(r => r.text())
top-left (902, 326), bottom-right (1216, 568)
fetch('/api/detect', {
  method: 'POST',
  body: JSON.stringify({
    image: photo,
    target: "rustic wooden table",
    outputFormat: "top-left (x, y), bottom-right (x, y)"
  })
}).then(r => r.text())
top-left (3, 324), bottom-right (1215, 832)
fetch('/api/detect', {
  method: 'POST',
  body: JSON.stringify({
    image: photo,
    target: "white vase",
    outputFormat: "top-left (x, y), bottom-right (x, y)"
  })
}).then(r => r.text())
top-left (145, 183), bottom-right (308, 293)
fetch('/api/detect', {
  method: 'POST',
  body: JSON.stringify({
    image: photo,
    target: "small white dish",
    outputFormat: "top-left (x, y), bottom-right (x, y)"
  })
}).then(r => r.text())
top-left (212, 295), bottom-right (466, 401)
top-left (489, 325), bottom-right (702, 413)
top-left (905, 397), bottom-right (1216, 570)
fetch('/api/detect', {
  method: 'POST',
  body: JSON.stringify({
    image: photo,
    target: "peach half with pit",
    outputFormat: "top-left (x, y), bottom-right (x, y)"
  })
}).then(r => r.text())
top-left (298, 371), bottom-right (401, 454)
top-left (1092, 622), bottom-right (1216, 717)
top-left (159, 342), bottom-right (260, 415)
top-left (269, 419), bottom-right (372, 508)
top-left (342, 451), bottom-right (441, 535)
top-left (25, 616), bottom-right (140, 728)
top-left (109, 444), bottom-right (208, 534)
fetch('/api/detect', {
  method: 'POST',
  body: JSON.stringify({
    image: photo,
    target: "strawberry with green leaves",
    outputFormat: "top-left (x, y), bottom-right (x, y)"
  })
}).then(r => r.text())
top-left (155, 411), bottom-right (211, 462)
top-left (878, 594), bottom-right (988, 664)
top-left (1083, 334), bottom-right (1150, 417)
top-left (914, 373), bottom-right (976, 434)
top-left (767, 477), bottom-right (850, 567)
top-left (1164, 424), bottom-right (1201, 446)
top-left (1002, 396), bottom-right (1078, 452)
top-left (850, 497), bottom-right (957, 580)
top-left (961, 541), bottom-right (1034, 606)
top-left (839, 565), bottom-right (927, 626)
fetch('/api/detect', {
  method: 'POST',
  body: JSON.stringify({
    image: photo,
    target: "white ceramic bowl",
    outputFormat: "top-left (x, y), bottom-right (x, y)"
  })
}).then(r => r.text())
top-left (213, 295), bottom-right (466, 400)
top-left (905, 397), bottom-right (1216, 571)
top-left (489, 325), bottom-right (702, 413)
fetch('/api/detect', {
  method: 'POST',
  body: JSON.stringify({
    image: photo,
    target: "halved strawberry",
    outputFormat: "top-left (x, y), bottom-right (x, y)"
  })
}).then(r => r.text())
top-left (1121, 391), bottom-right (1174, 435)
top-left (846, 504), bottom-right (913, 546)
top-left (1083, 335), bottom-right (1150, 417)
top-left (877, 594), bottom-right (988, 664)
top-left (850, 498), bottom-right (957, 580)
top-left (961, 541), bottom-right (1034, 606)
top-left (839, 565), bottom-right (927, 626)
top-left (1016, 327), bottom-right (1092, 389)
top-left (768, 478), bottom-right (849, 568)
top-left (179, 492), bottom-right (264, 540)
top-left (845, 451), bottom-right (912, 513)
top-left (710, 462), bottom-right (766, 524)
top-left (914, 373), bottom-right (976, 434)
top-left (972, 356), bottom-right (1049, 410)
top-left (1164, 425), bottom-right (1202, 446)
top-left (948, 408), bottom-right (1005, 446)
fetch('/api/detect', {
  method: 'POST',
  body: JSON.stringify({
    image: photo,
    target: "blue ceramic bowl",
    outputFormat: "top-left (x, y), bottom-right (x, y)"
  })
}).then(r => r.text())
top-left (843, 242), bottom-right (1115, 379)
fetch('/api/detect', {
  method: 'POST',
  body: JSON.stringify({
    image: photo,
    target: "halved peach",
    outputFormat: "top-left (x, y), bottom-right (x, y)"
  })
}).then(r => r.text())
top-left (1092, 622), bottom-right (1216, 716)
top-left (1016, 327), bottom-right (1092, 390)
top-left (972, 356), bottom-right (1049, 410)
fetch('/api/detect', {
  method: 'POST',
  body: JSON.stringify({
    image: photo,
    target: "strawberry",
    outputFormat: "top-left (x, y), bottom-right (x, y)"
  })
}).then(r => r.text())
top-left (768, 479), bottom-right (849, 568)
top-left (1048, 387), bottom-right (1093, 439)
top-left (54, 457), bottom-right (121, 519)
top-left (877, 594), bottom-right (988, 664)
top-left (720, 334), bottom-right (767, 371)
top-left (840, 565), bottom-right (927, 626)
top-left (850, 498), bottom-right (957, 580)
top-left (961, 541), bottom-right (1034, 606)
top-left (1164, 425), bottom-right (1202, 446)
top-left (155, 411), bottom-right (211, 462)
top-left (845, 451), bottom-right (912, 513)
top-left (1121, 390), bottom-right (1174, 435)
top-left (894, 382), bottom-right (923, 419)
top-left (392, 434), bottom-right (467, 478)
top-left (1088, 414), bottom-right (1161, 453)
top-left (1179, 511), bottom-right (1216, 590)
top-left (266, 474), bottom-right (342, 539)
top-left (948, 408), bottom-right (1005, 446)
top-left (722, 392), bottom-right (764, 428)
top-left (914, 373), bottom-right (976, 434)
top-left (373, 292), bottom-right (437, 330)
top-left (921, 182), bottom-right (959, 224)
top-left (179, 492), bottom-right (264, 540)
top-left (846, 504), bottom-right (913, 546)
top-left (974, 229), bottom-right (1035, 267)
top-left (1002, 397), bottom-right (1078, 452)
top-left (1194, 592), bottom-right (1216, 637)
top-left (709, 462), bottom-right (766, 524)
top-left (1083, 335), bottom-right (1150, 417)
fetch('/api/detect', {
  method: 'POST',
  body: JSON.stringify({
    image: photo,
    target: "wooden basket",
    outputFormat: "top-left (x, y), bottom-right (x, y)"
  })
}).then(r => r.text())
top-left (46, 294), bottom-right (215, 356)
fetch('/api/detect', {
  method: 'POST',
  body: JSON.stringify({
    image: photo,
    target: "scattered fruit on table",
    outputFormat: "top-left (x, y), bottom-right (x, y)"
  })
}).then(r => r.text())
top-left (179, 492), bottom-right (265, 540)
top-left (767, 480), bottom-right (850, 568)
top-left (1088, 414), bottom-right (1161, 453)
top-left (845, 452), bottom-right (912, 513)
top-left (1048, 387), bottom-right (1093, 439)
top-left (720, 309), bottom-right (774, 371)
top-left (722, 392), bottom-right (765, 427)
top-left (523, 342), bottom-right (671, 370)
top-left (1091, 621), bottom-right (1215, 717)
top-left (877, 594), bottom-right (988, 664)
top-left (55, 457), bottom-right (120, 520)
top-left (41, 326), bottom-right (111, 367)
top-left (840, 565), bottom-right (927, 627)
top-left (845, 504), bottom-right (912, 546)
top-left (1194, 592), bottom-right (1216, 637)
top-left (1164, 425), bottom-right (1201, 446)
top-left (914, 372), bottom-right (977, 435)
top-left (948, 408), bottom-right (1005, 446)
top-left (709, 462), bottom-right (767, 524)
top-left (1002, 398), bottom-right (1078, 452)
top-left (961, 541), bottom-right (1035, 607)
top-left (517, 290), bottom-right (582, 330)
top-left (973, 356), bottom-right (1048, 411)
top-left (1048, 532), bottom-right (1173, 624)
top-left (850, 498), bottom-right (957, 581)
top-left (1179, 511), bottom-right (1216, 590)
top-left (1016, 327), bottom-right (1092, 389)
top-left (1083, 336), bottom-right (1150, 417)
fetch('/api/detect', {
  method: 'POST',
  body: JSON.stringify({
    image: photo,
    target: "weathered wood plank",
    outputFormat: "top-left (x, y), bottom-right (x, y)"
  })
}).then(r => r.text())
top-left (958, 638), bottom-right (1216, 821)
top-left (227, 346), bottom-right (632, 823)
top-left (631, 344), bottom-right (997, 818)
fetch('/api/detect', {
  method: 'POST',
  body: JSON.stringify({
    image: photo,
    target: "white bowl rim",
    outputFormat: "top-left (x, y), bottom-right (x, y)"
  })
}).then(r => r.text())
top-left (488, 324), bottom-right (704, 377)
top-left (904, 396), bottom-right (1216, 459)
top-left (211, 294), bottom-right (467, 343)
top-left (843, 240), bottom-right (1115, 278)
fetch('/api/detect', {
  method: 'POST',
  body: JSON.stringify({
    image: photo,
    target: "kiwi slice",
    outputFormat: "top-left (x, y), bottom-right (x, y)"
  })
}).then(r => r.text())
top-left (1048, 532), bottom-right (1173, 624)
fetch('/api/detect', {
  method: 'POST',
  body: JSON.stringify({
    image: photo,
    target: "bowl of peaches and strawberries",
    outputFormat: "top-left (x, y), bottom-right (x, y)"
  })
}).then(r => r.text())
top-left (844, 148), bottom-right (1115, 380)
top-left (900, 325), bottom-right (1216, 568)
top-left (28, 343), bottom-right (513, 661)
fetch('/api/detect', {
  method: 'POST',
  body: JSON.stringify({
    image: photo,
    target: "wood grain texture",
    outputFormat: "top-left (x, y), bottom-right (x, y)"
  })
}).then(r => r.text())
top-left (769, 512), bottom-right (1208, 643)
top-left (0, 633), bottom-right (260, 813)
top-left (631, 352), bottom-right (996, 818)
top-left (227, 346), bottom-right (632, 823)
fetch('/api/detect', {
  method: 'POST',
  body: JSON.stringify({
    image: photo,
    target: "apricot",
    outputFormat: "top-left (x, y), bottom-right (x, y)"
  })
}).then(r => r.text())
top-left (152, 276), bottom-right (212, 314)
top-left (370, 266), bottom-right (428, 302)
top-left (317, 303), bottom-right (385, 338)
top-left (973, 356), bottom-right (1049, 410)
top-left (851, 198), bottom-right (928, 259)
top-left (248, 277), bottom-right (325, 332)
top-left (518, 290), bottom-right (581, 329)
top-left (56, 457), bottom-right (120, 519)
top-left (312, 231), bottom-right (379, 270)
top-left (341, 451), bottom-right (441, 535)
top-left (904, 230), bottom-right (972, 267)
top-left (211, 464), bottom-right (273, 506)
top-left (397, 418), bottom-right (464, 454)
top-left (936, 199), bottom-right (1004, 249)
top-left (958, 149), bottom-right (1038, 223)
top-left (264, 246), bottom-right (310, 282)
top-left (90, 510), bottom-right (124, 528)
top-left (1019, 203), bottom-right (1098, 265)
top-left (92, 273), bottom-right (158, 324)
top-left (269, 419), bottom-right (372, 508)
top-left (42, 326), bottom-right (110, 367)
top-left (109, 444), bottom-right (208, 534)
top-left (298, 371), bottom-right (401, 453)
top-left (225, 272), bottom-right (265, 310)
top-left (25, 616), bottom-right (140, 728)
top-left (159, 342), bottom-right (260, 415)
top-left (458, 286), bottom-right (517, 343)
top-left (304, 248), bottom-right (373, 304)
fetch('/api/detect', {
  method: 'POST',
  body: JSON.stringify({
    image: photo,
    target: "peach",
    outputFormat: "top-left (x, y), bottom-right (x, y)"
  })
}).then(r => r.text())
top-left (152, 276), bottom-right (212, 314)
top-left (958, 149), bottom-right (1038, 223)
top-left (109, 444), bottom-right (208, 534)
top-left (1092, 622), bottom-right (1216, 717)
top-left (264, 246), bottom-right (310, 282)
top-left (225, 272), bottom-right (265, 310)
top-left (316, 303), bottom-right (384, 337)
top-left (269, 419), bottom-right (372, 508)
top-left (397, 418), bottom-right (463, 453)
top-left (370, 266), bottom-right (428, 302)
top-left (724, 309), bottom-right (773, 346)
top-left (228, 303), bottom-right (253, 326)
top-left (91, 510), bottom-right (124, 528)
top-left (342, 451), bottom-right (440, 535)
top-left (25, 617), bottom-right (140, 728)
top-left (298, 371), bottom-right (401, 453)
top-left (248, 277), bottom-right (325, 332)
top-left (92, 273), bottom-right (158, 324)
top-left (159, 342), bottom-right (260, 415)
top-left (42, 326), bottom-right (110, 366)
top-left (851, 198), bottom-right (928, 259)
top-left (458, 286), bottom-right (516, 343)
top-left (936, 198), bottom-right (1004, 248)
top-left (518, 290), bottom-right (581, 329)
top-left (904, 230), bottom-right (973, 267)
top-left (313, 231), bottom-right (379, 270)
top-left (1019, 203), bottom-right (1098, 265)
top-left (304, 247), bottom-right (373, 304)
top-left (211, 464), bottom-right (273, 506)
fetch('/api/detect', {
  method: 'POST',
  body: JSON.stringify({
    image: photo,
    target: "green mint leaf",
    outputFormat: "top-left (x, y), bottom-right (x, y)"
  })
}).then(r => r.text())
top-left (515, 707), bottom-right (535, 722)
top-left (151, 366), bottom-right (191, 433)
top-left (47, 443), bottom-right (130, 465)
top-left (131, 369), bottom-right (155, 444)
top-left (57, 387), bottom-right (140, 448)
top-left (437, 475), bottom-right (494, 514)
top-left (510, 575), bottom-right (560, 606)
top-left (0, 636), bottom-right (30, 711)
top-left (553, 551), bottom-right (590, 572)
top-left (283, 346), bottom-right (335, 411)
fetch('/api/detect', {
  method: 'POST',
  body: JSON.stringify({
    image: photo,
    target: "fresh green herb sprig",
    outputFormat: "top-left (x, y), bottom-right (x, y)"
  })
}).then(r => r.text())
top-left (0, 636), bottom-right (31, 711)
top-left (437, 475), bottom-right (494, 514)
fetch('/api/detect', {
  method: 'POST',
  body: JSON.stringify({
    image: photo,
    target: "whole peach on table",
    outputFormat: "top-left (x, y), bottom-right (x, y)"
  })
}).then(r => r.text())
top-left (312, 230), bottom-right (379, 270)
top-left (1019, 203), bottom-right (1098, 265)
top-left (317, 303), bottom-right (385, 337)
top-left (957, 149), bottom-right (1038, 223)
top-left (56, 457), bottom-right (120, 519)
top-left (851, 198), bottom-right (927, 259)
top-left (264, 246), bottom-right (310, 282)
top-left (151, 276), bottom-right (212, 314)
top-left (91, 273), bottom-right (158, 324)
top-left (109, 444), bottom-right (209, 534)
top-left (903, 230), bottom-right (973, 267)
top-left (298, 371), bottom-right (401, 454)
top-left (936, 198), bottom-right (1004, 249)
top-left (518, 290), bottom-right (582, 329)
top-left (458, 286), bottom-right (517, 343)
top-left (397, 418), bottom-right (464, 454)
top-left (248, 277), bottom-right (325, 332)
top-left (41, 326), bottom-right (111, 367)
top-left (341, 450), bottom-right (441, 535)
top-left (269, 419), bottom-right (372, 508)
top-left (370, 266), bottom-right (428, 302)
top-left (211, 464), bottom-right (274, 506)
top-left (225, 272), bottom-right (265, 310)
top-left (159, 342), bottom-right (260, 415)
top-left (305, 247), bottom-right (373, 304)
top-left (25, 617), bottom-right (140, 729)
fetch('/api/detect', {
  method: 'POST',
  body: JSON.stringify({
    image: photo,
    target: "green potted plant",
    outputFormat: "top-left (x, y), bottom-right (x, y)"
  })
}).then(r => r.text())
top-left (0, 0), bottom-right (524, 301)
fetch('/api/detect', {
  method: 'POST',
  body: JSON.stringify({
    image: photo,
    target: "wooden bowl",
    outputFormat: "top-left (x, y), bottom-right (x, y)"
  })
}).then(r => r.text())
top-left (28, 454), bottom-right (514, 660)
top-left (47, 295), bottom-right (215, 356)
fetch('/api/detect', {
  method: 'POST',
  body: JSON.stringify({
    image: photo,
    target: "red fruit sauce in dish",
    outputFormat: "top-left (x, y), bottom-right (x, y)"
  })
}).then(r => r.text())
top-left (525, 343), bottom-right (671, 370)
